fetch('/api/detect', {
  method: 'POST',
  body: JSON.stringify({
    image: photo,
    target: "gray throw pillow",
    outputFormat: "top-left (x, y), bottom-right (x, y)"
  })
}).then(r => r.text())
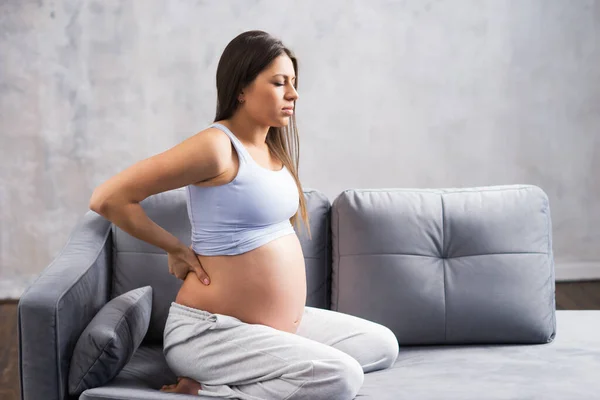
top-left (68, 286), bottom-right (153, 396)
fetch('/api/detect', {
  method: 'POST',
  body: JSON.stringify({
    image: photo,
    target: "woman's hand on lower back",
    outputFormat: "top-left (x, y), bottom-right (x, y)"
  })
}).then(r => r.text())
top-left (167, 245), bottom-right (211, 285)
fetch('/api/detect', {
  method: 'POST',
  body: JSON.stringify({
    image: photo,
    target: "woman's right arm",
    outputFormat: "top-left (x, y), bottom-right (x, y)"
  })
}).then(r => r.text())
top-left (89, 128), bottom-right (232, 279)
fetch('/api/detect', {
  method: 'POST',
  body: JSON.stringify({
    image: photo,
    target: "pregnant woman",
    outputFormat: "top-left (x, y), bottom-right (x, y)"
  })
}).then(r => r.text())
top-left (89, 30), bottom-right (398, 400)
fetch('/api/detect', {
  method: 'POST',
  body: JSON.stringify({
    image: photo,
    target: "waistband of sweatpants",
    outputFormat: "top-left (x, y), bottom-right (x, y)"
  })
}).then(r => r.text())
top-left (169, 302), bottom-right (217, 321)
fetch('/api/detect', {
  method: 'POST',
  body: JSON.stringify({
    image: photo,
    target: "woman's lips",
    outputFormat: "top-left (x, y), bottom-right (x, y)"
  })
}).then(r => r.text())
top-left (282, 109), bottom-right (294, 115)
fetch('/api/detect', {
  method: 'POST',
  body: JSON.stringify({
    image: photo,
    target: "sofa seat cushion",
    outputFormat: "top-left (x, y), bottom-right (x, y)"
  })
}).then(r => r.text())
top-left (359, 310), bottom-right (600, 399)
top-left (80, 311), bottom-right (600, 399)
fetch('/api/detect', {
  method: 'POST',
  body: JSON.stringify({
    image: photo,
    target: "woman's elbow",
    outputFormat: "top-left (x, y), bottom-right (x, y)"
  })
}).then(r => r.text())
top-left (89, 188), bottom-right (112, 214)
top-left (89, 197), bottom-right (106, 215)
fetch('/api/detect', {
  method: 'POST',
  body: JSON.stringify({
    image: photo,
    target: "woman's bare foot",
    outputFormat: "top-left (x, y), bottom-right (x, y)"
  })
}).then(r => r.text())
top-left (160, 377), bottom-right (203, 394)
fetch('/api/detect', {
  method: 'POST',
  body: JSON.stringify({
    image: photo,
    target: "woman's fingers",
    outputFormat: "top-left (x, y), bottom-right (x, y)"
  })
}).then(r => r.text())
top-left (195, 266), bottom-right (211, 285)
top-left (189, 248), bottom-right (210, 285)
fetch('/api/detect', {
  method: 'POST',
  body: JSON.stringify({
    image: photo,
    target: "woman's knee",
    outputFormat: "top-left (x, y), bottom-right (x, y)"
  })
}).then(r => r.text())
top-left (377, 326), bottom-right (399, 368)
top-left (328, 356), bottom-right (364, 399)
top-left (372, 325), bottom-right (399, 371)
top-left (354, 325), bottom-right (399, 373)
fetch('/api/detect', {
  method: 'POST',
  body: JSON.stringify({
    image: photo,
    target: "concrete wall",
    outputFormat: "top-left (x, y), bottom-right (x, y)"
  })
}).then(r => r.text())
top-left (1, 0), bottom-right (599, 298)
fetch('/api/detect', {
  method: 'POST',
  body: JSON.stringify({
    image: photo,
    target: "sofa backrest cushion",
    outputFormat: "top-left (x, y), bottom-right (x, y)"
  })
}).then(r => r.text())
top-left (110, 187), bottom-right (331, 344)
top-left (331, 185), bottom-right (556, 345)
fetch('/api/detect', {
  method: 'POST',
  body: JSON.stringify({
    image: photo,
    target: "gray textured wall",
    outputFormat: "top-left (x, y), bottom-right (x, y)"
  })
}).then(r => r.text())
top-left (1, 0), bottom-right (599, 298)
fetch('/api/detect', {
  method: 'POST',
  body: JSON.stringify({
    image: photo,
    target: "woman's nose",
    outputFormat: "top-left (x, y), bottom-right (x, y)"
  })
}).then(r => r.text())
top-left (288, 87), bottom-right (299, 101)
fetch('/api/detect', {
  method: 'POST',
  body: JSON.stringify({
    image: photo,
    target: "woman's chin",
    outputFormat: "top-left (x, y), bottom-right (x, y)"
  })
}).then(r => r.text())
top-left (270, 118), bottom-right (290, 128)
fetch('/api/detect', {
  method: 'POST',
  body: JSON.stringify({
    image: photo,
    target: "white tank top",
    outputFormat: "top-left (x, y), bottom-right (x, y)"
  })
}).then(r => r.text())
top-left (185, 123), bottom-right (299, 255)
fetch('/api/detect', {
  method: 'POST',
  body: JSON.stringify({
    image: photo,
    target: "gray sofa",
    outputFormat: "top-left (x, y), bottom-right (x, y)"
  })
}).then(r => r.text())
top-left (18, 185), bottom-right (600, 399)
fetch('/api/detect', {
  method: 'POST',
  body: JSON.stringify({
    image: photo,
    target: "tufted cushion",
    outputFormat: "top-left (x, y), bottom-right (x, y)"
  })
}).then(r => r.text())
top-left (331, 185), bottom-right (556, 345)
top-left (110, 187), bottom-right (332, 344)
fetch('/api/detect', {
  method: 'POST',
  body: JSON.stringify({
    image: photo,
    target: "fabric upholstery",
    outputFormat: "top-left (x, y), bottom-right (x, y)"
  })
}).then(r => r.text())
top-left (331, 185), bottom-right (556, 345)
top-left (18, 211), bottom-right (113, 400)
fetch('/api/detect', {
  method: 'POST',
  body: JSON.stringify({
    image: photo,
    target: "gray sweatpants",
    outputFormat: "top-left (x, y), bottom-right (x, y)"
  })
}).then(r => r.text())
top-left (163, 302), bottom-right (399, 400)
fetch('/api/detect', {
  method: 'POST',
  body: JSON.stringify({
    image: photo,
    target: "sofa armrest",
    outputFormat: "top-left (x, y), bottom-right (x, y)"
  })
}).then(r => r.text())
top-left (18, 211), bottom-right (113, 400)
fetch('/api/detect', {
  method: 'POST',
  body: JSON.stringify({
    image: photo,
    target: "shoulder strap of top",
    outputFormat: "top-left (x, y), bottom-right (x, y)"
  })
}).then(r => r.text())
top-left (209, 123), bottom-right (250, 163)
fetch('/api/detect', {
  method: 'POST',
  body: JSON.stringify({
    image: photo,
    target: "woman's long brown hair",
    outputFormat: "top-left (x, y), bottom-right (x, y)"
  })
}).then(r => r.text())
top-left (213, 30), bottom-right (311, 239)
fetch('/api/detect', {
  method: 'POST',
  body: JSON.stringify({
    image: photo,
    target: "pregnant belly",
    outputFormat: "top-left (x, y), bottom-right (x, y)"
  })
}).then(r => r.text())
top-left (174, 233), bottom-right (307, 334)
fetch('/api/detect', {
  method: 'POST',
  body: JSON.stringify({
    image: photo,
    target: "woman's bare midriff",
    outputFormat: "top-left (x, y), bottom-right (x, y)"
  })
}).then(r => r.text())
top-left (175, 232), bottom-right (307, 334)
top-left (175, 124), bottom-right (306, 334)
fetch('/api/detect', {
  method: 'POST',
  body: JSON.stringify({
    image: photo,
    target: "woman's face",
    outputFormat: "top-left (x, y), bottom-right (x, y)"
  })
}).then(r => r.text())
top-left (239, 55), bottom-right (299, 127)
